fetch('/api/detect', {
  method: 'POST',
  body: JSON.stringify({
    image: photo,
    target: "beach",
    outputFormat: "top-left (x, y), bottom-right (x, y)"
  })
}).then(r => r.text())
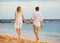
top-left (0, 0), bottom-right (60, 43)
top-left (0, 23), bottom-right (60, 43)
top-left (0, 34), bottom-right (57, 43)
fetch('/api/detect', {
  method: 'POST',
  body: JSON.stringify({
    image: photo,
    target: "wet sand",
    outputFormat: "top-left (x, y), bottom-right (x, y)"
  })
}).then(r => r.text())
top-left (0, 34), bottom-right (56, 43)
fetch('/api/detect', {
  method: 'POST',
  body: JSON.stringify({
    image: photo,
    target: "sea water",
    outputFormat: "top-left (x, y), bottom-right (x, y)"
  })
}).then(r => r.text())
top-left (0, 21), bottom-right (60, 42)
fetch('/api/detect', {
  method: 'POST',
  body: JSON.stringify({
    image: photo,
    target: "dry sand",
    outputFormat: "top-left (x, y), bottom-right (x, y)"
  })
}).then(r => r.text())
top-left (0, 34), bottom-right (56, 43)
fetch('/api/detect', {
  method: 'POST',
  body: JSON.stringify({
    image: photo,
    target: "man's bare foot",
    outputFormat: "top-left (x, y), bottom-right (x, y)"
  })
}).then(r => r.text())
top-left (36, 39), bottom-right (40, 43)
top-left (18, 36), bottom-right (21, 39)
top-left (17, 36), bottom-right (21, 43)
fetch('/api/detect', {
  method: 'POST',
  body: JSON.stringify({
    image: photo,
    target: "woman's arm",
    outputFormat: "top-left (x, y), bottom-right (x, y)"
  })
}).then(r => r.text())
top-left (22, 14), bottom-right (31, 24)
top-left (22, 14), bottom-right (26, 23)
top-left (14, 13), bottom-right (16, 23)
top-left (22, 14), bottom-right (25, 20)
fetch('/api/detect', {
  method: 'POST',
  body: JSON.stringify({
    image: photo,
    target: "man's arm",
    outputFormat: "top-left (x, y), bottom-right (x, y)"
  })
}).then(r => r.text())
top-left (30, 13), bottom-right (34, 23)
top-left (30, 18), bottom-right (33, 23)
top-left (40, 16), bottom-right (43, 28)
top-left (22, 14), bottom-right (30, 24)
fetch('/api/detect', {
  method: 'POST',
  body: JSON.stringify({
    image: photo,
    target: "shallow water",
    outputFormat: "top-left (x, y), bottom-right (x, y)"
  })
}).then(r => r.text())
top-left (0, 22), bottom-right (60, 33)
top-left (0, 22), bottom-right (60, 42)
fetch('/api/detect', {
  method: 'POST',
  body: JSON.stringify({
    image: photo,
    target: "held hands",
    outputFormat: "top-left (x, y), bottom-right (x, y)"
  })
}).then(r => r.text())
top-left (25, 18), bottom-right (32, 24)
top-left (25, 21), bottom-right (30, 24)
top-left (24, 20), bottom-right (30, 24)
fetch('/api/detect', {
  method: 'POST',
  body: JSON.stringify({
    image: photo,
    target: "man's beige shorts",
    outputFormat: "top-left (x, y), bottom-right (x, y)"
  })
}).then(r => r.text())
top-left (33, 25), bottom-right (40, 32)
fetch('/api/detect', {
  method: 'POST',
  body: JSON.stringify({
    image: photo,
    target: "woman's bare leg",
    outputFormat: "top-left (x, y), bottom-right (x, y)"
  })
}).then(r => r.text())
top-left (16, 28), bottom-right (21, 39)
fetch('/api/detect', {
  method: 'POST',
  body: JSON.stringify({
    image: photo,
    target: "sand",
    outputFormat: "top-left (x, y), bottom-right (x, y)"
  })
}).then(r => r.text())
top-left (0, 34), bottom-right (57, 43)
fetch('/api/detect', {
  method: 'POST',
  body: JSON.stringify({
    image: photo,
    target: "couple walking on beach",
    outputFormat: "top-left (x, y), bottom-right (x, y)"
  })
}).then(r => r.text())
top-left (14, 6), bottom-right (43, 42)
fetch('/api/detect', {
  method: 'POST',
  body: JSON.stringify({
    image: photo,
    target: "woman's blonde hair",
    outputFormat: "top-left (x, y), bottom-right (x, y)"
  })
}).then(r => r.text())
top-left (17, 6), bottom-right (22, 13)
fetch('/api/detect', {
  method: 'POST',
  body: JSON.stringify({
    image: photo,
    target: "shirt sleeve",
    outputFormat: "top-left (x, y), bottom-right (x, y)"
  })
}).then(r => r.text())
top-left (40, 13), bottom-right (43, 21)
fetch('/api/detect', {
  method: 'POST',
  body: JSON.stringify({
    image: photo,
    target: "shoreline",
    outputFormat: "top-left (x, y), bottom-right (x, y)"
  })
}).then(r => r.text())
top-left (0, 19), bottom-right (60, 23)
top-left (0, 34), bottom-right (57, 43)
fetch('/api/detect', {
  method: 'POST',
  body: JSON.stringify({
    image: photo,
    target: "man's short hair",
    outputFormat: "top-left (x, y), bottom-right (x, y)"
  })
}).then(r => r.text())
top-left (35, 7), bottom-right (39, 11)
